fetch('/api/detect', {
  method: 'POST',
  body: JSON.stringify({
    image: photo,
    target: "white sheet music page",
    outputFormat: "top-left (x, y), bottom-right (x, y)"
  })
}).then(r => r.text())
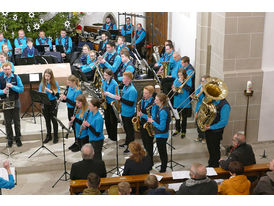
top-left (172, 171), bottom-right (190, 180)
top-left (0, 167), bottom-right (16, 182)
top-left (206, 167), bottom-right (218, 176)
top-left (29, 73), bottom-right (40, 82)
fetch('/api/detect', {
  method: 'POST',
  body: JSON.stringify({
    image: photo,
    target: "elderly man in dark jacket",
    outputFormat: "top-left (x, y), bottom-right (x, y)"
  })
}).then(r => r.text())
top-left (219, 131), bottom-right (256, 170)
top-left (176, 163), bottom-right (218, 195)
top-left (252, 159), bottom-right (274, 195)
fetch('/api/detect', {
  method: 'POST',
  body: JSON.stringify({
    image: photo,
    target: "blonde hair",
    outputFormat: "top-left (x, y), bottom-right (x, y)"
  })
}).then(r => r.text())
top-left (82, 44), bottom-right (90, 51)
top-left (41, 69), bottom-right (58, 93)
top-left (123, 71), bottom-right (133, 80)
top-left (144, 85), bottom-right (155, 95)
top-left (68, 75), bottom-right (80, 90)
top-left (156, 93), bottom-right (168, 107)
top-left (76, 94), bottom-right (88, 118)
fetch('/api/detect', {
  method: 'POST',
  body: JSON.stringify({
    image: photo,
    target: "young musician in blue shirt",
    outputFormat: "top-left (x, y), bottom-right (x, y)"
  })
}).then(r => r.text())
top-left (115, 36), bottom-right (129, 55)
top-left (98, 33), bottom-right (109, 55)
top-left (1, 43), bottom-right (14, 64)
top-left (80, 50), bottom-right (97, 81)
top-left (21, 38), bottom-right (39, 58)
top-left (102, 69), bottom-right (119, 142)
top-left (39, 69), bottom-right (60, 144)
top-left (172, 68), bottom-right (192, 139)
top-left (83, 98), bottom-right (105, 160)
top-left (0, 32), bottom-right (12, 53)
top-left (55, 29), bottom-right (73, 62)
top-left (59, 75), bottom-right (82, 150)
top-left (69, 94), bottom-right (89, 152)
top-left (0, 52), bottom-right (15, 73)
top-left (147, 93), bottom-right (171, 173)
top-left (114, 71), bottom-right (137, 154)
top-left (117, 49), bottom-right (135, 83)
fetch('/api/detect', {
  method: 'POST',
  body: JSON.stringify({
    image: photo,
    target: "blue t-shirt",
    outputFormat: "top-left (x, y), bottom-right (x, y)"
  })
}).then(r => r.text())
top-left (86, 111), bottom-right (104, 141)
top-left (121, 83), bottom-right (137, 117)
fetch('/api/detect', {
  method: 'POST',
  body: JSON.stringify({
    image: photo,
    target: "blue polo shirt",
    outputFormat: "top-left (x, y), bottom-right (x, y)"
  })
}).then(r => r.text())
top-left (117, 60), bottom-right (135, 82)
top-left (121, 24), bottom-right (134, 36)
top-left (0, 73), bottom-right (24, 95)
top-left (81, 59), bottom-right (96, 73)
top-left (39, 81), bottom-right (60, 101)
top-left (173, 78), bottom-right (192, 109)
top-left (0, 38), bottom-right (13, 52)
top-left (152, 106), bottom-right (169, 138)
top-left (100, 51), bottom-right (121, 74)
top-left (74, 109), bottom-right (89, 139)
top-left (171, 60), bottom-right (182, 79)
top-left (36, 37), bottom-right (53, 50)
top-left (14, 37), bottom-right (27, 49)
top-left (86, 111), bottom-right (104, 141)
top-left (121, 83), bottom-right (137, 117)
top-left (132, 28), bottom-right (146, 45)
top-left (66, 87), bottom-right (82, 108)
top-left (102, 78), bottom-right (118, 104)
top-left (55, 36), bottom-right (73, 54)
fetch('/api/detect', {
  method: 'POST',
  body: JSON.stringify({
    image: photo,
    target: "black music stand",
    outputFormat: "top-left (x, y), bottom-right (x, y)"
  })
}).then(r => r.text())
top-left (36, 45), bottom-right (50, 55)
top-left (28, 91), bottom-right (57, 158)
top-left (52, 116), bottom-right (70, 188)
top-left (56, 45), bottom-right (65, 53)
top-left (15, 57), bottom-right (35, 65)
top-left (20, 73), bottom-right (43, 123)
top-left (107, 137), bottom-right (124, 176)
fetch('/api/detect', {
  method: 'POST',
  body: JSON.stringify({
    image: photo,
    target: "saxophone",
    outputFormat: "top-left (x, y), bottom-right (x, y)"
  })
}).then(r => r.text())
top-left (101, 83), bottom-right (107, 110)
top-left (132, 100), bottom-right (141, 132)
top-left (143, 103), bottom-right (155, 136)
top-left (110, 82), bottom-right (122, 114)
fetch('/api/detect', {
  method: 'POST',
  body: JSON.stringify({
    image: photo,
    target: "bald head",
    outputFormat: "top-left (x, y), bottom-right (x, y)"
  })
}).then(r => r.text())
top-left (81, 143), bottom-right (94, 160)
top-left (190, 163), bottom-right (207, 179)
top-left (269, 159), bottom-right (274, 171)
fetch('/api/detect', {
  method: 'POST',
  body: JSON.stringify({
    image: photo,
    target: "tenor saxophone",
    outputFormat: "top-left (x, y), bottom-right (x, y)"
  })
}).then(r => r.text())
top-left (111, 82), bottom-right (122, 114)
top-left (143, 103), bottom-right (155, 136)
top-left (132, 100), bottom-right (141, 132)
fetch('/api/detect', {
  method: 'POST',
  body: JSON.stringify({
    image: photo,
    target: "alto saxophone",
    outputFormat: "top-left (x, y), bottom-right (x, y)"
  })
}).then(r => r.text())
top-left (101, 83), bottom-right (107, 110)
top-left (143, 103), bottom-right (155, 136)
top-left (132, 100), bottom-right (141, 132)
top-left (111, 82), bottom-right (122, 114)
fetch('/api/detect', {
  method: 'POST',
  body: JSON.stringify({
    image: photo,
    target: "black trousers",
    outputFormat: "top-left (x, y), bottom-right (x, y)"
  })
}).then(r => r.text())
top-left (140, 126), bottom-right (154, 164)
top-left (3, 106), bottom-right (21, 141)
top-left (67, 107), bottom-right (76, 139)
top-left (156, 138), bottom-right (168, 171)
top-left (205, 130), bottom-right (223, 167)
top-left (42, 100), bottom-right (58, 137)
top-left (136, 43), bottom-right (145, 58)
top-left (161, 77), bottom-right (175, 97)
top-left (90, 139), bottom-right (104, 161)
top-left (79, 136), bottom-right (89, 149)
top-left (105, 103), bottom-right (118, 141)
top-left (122, 115), bottom-right (135, 145)
top-left (175, 108), bottom-right (192, 134)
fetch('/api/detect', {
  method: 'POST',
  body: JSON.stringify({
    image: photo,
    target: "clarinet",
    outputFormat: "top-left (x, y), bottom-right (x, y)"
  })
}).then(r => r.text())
top-left (65, 106), bottom-right (78, 139)
top-left (77, 109), bottom-right (90, 139)
top-left (55, 86), bottom-right (69, 110)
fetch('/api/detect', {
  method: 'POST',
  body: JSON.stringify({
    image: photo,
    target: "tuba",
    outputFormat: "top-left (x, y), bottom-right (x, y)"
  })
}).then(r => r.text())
top-left (197, 77), bottom-right (228, 132)
top-left (143, 103), bottom-right (155, 136)
top-left (132, 100), bottom-right (142, 132)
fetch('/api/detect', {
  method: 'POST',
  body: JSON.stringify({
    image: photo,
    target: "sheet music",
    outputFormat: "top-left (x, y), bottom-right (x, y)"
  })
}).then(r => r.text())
top-left (172, 171), bottom-right (190, 180)
top-left (206, 167), bottom-right (218, 176)
top-left (168, 183), bottom-right (182, 192)
top-left (0, 167), bottom-right (16, 183)
top-left (29, 73), bottom-right (40, 82)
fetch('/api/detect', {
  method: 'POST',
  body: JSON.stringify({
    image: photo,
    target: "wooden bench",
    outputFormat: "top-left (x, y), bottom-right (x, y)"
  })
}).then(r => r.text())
top-left (69, 163), bottom-right (269, 195)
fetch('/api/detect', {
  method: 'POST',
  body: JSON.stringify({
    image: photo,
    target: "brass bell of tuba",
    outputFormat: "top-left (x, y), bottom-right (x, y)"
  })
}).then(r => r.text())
top-left (197, 77), bottom-right (228, 132)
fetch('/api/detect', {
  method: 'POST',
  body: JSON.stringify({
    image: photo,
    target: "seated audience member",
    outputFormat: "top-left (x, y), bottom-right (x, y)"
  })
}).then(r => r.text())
top-left (70, 143), bottom-right (106, 180)
top-left (0, 52), bottom-right (15, 73)
top-left (1, 43), bottom-right (14, 63)
top-left (118, 181), bottom-right (131, 195)
top-left (122, 141), bottom-right (152, 176)
top-left (106, 185), bottom-right (119, 195)
top-left (176, 163), bottom-right (218, 195)
top-left (218, 161), bottom-right (251, 195)
top-left (144, 175), bottom-right (170, 195)
top-left (0, 160), bottom-right (15, 190)
top-left (252, 159), bottom-right (274, 195)
top-left (21, 38), bottom-right (39, 58)
top-left (55, 29), bottom-right (73, 62)
top-left (219, 131), bottom-right (256, 170)
top-left (82, 173), bottom-right (101, 195)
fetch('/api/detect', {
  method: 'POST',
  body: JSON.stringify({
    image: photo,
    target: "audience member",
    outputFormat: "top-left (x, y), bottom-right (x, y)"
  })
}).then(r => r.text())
top-left (144, 175), bottom-right (170, 195)
top-left (219, 131), bottom-right (256, 170)
top-left (176, 163), bottom-right (218, 195)
top-left (107, 185), bottom-right (119, 195)
top-left (122, 141), bottom-right (152, 176)
top-left (252, 159), bottom-right (274, 195)
top-left (70, 143), bottom-right (106, 180)
top-left (218, 161), bottom-right (251, 195)
top-left (82, 173), bottom-right (101, 195)
top-left (0, 160), bottom-right (15, 190)
top-left (118, 181), bottom-right (131, 195)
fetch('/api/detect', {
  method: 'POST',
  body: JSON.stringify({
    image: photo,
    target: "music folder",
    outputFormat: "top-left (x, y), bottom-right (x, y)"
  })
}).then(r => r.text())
top-left (36, 45), bottom-right (50, 53)
top-left (16, 57), bottom-right (35, 65)
top-left (56, 45), bottom-right (65, 53)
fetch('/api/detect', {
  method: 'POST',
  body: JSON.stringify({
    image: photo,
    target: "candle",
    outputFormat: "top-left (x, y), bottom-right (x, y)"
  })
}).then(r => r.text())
top-left (246, 81), bottom-right (252, 93)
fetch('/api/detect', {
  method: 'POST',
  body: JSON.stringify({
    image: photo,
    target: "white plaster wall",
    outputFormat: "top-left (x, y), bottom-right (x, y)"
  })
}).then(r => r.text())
top-left (258, 12), bottom-right (274, 141)
top-left (169, 12), bottom-right (197, 65)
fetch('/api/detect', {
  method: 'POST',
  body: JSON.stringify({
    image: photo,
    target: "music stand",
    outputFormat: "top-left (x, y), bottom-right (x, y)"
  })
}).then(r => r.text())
top-left (35, 55), bottom-right (53, 64)
top-left (36, 45), bottom-right (50, 55)
top-left (72, 68), bottom-right (88, 82)
top-left (15, 57), bottom-right (35, 65)
top-left (56, 45), bottom-right (65, 53)
top-left (28, 91), bottom-right (57, 158)
top-left (52, 116), bottom-right (70, 188)
top-left (20, 73), bottom-right (43, 123)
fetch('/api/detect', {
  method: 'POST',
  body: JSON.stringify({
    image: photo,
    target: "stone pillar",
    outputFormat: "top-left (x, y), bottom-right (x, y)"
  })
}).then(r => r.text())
top-left (196, 12), bottom-right (265, 145)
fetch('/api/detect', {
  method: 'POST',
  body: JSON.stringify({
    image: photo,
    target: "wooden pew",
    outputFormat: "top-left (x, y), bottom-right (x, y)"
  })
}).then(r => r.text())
top-left (69, 163), bottom-right (270, 195)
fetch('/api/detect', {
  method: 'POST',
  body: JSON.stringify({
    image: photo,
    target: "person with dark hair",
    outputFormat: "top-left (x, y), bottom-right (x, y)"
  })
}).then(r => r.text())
top-left (82, 173), bottom-right (101, 195)
top-left (98, 33), bottom-right (109, 55)
top-left (219, 132), bottom-right (256, 170)
top-left (144, 175), bottom-right (170, 195)
top-left (83, 98), bottom-right (104, 160)
top-left (218, 161), bottom-right (251, 195)
top-left (115, 36), bottom-right (129, 55)
top-left (122, 141), bottom-right (152, 176)
top-left (118, 181), bottom-right (131, 195)
top-left (0, 62), bottom-right (24, 147)
top-left (176, 163), bottom-right (218, 195)
top-left (252, 159), bottom-right (274, 195)
top-left (36, 30), bottom-right (53, 50)
top-left (55, 29), bottom-right (72, 62)
top-left (181, 56), bottom-right (195, 94)
top-left (102, 16), bottom-right (117, 31)
top-left (114, 72), bottom-right (137, 154)
top-left (99, 41), bottom-right (121, 77)
top-left (147, 93), bottom-right (171, 172)
top-left (21, 38), bottom-right (39, 58)
top-left (160, 40), bottom-right (173, 57)
top-left (70, 143), bottom-right (106, 180)
top-left (39, 69), bottom-right (60, 144)
top-left (132, 23), bottom-right (146, 57)
top-left (172, 68), bottom-right (192, 139)
top-left (102, 69), bottom-right (119, 142)
top-left (117, 49), bottom-right (135, 83)
top-left (121, 17), bottom-right (134, 43)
